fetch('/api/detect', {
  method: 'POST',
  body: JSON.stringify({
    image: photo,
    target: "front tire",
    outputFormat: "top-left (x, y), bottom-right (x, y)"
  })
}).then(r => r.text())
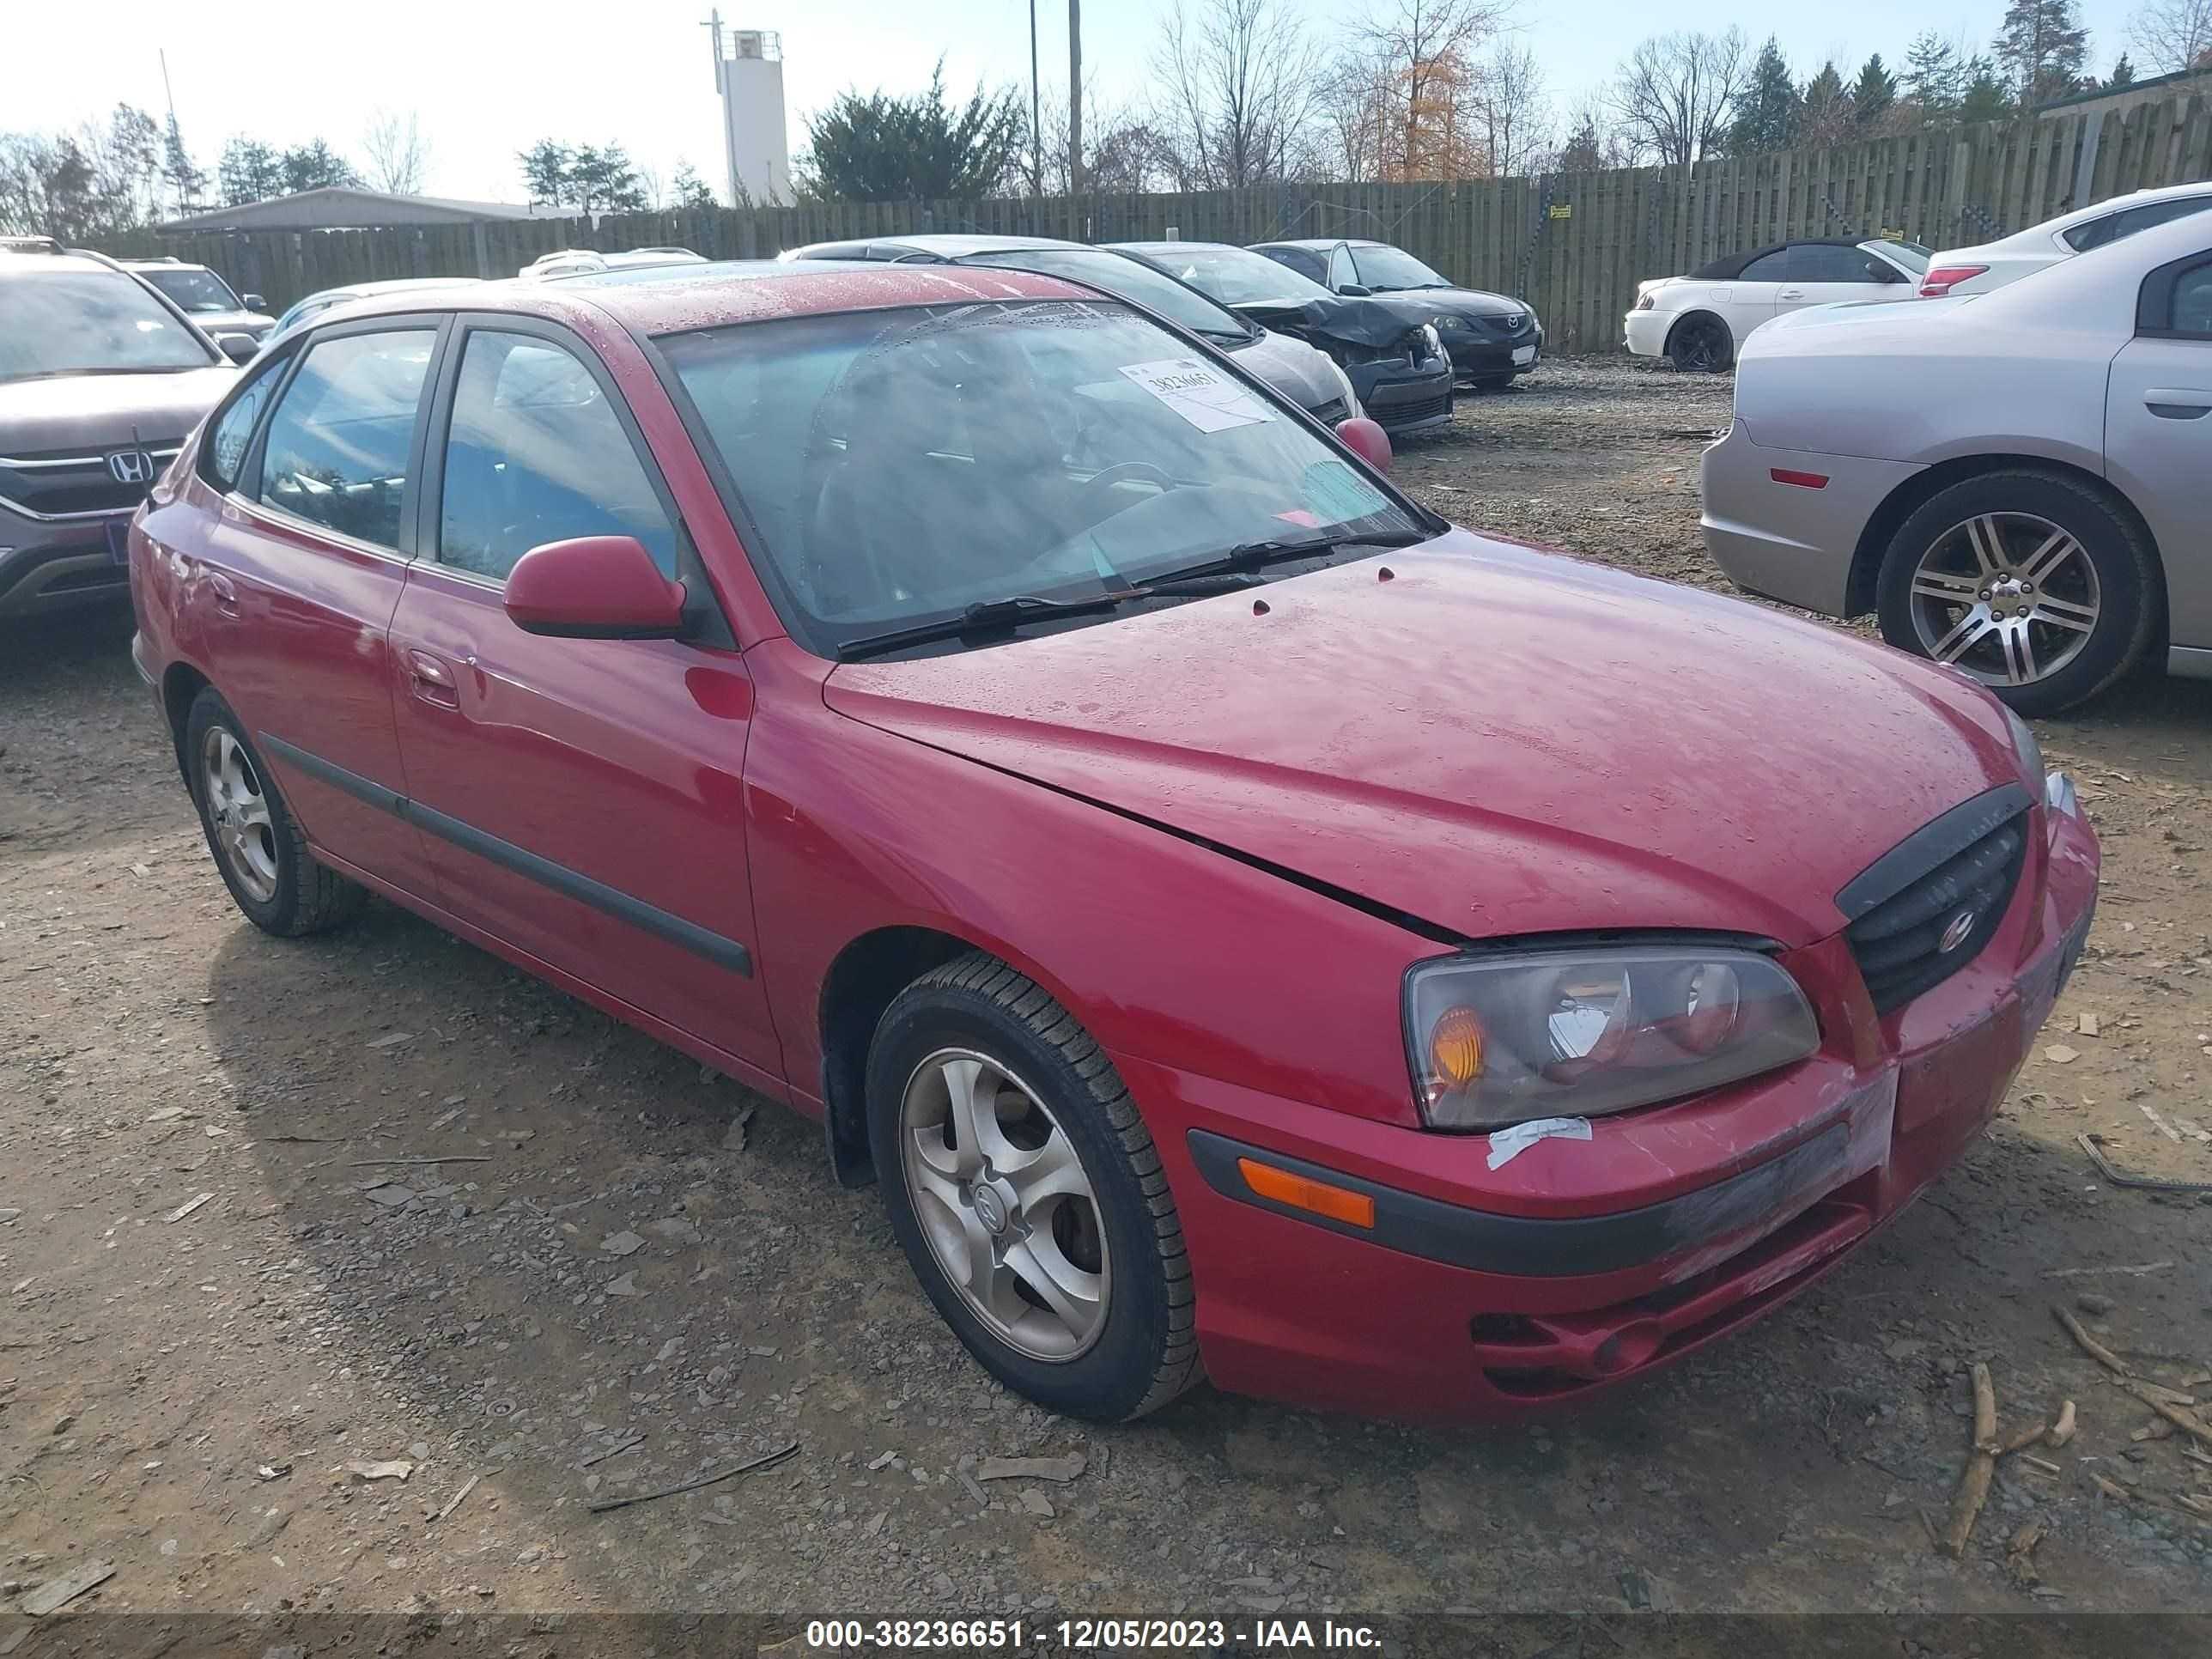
top-left (1471, 373), bottom-right (1516, 391)
top-left (1667, 313), bottom-right (1733, 373)
top-left (185, 689), bottom-right (366, 936)
top-left (866, 953), bottom-right (1200, 1422)
top-left (1875, 470), bottom-right (2159, 715)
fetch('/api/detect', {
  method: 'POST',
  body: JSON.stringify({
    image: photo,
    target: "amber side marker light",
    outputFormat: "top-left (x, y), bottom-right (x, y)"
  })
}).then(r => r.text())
top-left (1237, 1158), bottom-right (1377, 1229)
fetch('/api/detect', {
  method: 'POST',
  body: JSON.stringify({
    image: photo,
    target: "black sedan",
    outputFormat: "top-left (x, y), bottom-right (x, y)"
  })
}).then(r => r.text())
top-left (1247, 239), bottom-right (1543, 388)
top-left (1109, 242), bottom-right (1455, 435)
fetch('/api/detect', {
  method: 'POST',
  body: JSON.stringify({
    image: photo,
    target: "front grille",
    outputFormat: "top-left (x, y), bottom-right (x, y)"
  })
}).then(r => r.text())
top-left (1378, 393), bottom-right (1451, 427)
top-left (0, 440), bottom-right (182, 519)
top-left (1468, 313), bottom-right (1533, 339)
top-left (1838, 785), bottom-right (2031, 1014)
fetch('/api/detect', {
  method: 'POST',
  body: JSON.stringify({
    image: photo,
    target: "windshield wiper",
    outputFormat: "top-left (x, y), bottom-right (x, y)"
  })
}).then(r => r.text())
top-left (836, 592), bottom-right (1133, 661)
top-left (1146, 526), bottom-right (1429, 587)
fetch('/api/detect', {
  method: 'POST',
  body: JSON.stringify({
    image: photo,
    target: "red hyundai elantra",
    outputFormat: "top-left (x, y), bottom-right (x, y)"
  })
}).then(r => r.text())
top-left (127, 261), bottom-right (2098, 1424)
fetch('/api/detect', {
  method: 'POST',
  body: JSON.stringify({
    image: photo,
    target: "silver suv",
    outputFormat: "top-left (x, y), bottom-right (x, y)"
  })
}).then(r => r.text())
top-left (120, 257), bottom-right (276, 342)
top-left (1, 238), bottom-right (241, 622)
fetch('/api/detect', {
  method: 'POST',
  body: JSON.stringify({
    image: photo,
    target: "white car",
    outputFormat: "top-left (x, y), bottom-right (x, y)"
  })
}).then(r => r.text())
top-left (1700, 210), bottom-right (2212, 714)
top-left (1919, 182), bottom-right (2212, 298)
top-left (519, 247), bottom-right (706, 280)
top-left (1626, 238), bottom-right (1930, 372)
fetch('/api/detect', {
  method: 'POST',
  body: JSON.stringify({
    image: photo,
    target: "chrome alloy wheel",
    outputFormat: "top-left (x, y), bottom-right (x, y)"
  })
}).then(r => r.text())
top-left (899, 1048), bottom-right (1109, 1362)
top-left (1907, 512), bottom-right (2100, 688)
top-left (201, 727), bottom-right (279, 903)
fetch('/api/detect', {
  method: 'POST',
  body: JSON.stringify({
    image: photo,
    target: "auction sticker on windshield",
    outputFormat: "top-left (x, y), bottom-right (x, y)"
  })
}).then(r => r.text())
top-left (1116, 357), bottom-right (1273, 433)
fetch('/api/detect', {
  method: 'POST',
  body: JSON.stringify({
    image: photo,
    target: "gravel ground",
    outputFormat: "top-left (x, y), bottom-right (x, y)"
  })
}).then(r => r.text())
top-left (3, 358), bottom-right (2211, 1641)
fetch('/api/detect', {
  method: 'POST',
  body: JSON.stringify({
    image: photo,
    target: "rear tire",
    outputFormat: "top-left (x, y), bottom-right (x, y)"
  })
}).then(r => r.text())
top-left (1667, 313), bottom-right (1733, 373)
top-left (1875, 470), bottom-right (2159, 716)
top-left (866, 952), bottom-right (1200, 1422)
top-left (185, 689), bottom-right (366, 937)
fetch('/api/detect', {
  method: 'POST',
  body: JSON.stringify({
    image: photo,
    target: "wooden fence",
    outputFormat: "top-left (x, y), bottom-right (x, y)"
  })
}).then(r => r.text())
top-left (109, 86), bottom-right (2212, 354)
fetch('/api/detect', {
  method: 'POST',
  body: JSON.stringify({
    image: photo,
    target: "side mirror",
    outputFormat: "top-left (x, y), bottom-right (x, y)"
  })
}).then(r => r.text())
top-left (1335, 416), bottom-right (1393, 473)
top-left (1336, 283), bottom-right (1373, 297)
top-left (242, 293), bottom-right (266, 309)
top-left (213, 331), bottom-right (258, 363)
top-left (504, 535), bottom-right (687, 639)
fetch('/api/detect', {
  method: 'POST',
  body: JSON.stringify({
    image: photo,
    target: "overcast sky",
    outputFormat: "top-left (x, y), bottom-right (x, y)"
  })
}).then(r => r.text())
top-left (16, 0), bottom-right (2152, 204)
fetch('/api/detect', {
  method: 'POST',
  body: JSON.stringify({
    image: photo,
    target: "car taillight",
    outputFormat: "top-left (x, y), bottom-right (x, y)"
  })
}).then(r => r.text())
top-left (1918, 264), bottom-right (1988, 298)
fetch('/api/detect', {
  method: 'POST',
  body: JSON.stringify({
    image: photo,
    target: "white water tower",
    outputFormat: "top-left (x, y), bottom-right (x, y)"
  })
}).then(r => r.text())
top-left (705, 13), bottom-right (790, 205)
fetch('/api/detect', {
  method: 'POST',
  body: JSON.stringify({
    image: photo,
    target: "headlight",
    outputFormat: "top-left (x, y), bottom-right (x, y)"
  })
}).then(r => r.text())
top-left (1325, 356), bottom-right (1361, 418)
top-left (1420, 323), bottom-right (1442, 356)
top-left (2002, 706), bottom-right (2044, 790)
top-left (1404, 945), bottom-right (1820, 1129)
top-left (1433, 313), bottom-right (1468, 331)
top-left (1634, 292), bottom-right (1657, 311)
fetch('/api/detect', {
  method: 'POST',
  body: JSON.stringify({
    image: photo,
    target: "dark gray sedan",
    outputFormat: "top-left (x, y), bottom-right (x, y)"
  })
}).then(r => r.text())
top-left (781, 234), bottom-right (1364, 427)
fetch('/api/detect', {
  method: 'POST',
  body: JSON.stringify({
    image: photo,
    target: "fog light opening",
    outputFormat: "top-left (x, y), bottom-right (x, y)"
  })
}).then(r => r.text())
top-left (1593, 1321), bottom-right (1665, 1376)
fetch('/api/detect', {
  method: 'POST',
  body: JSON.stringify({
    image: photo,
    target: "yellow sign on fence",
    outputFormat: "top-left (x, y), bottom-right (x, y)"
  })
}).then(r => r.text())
top-left (1548, 204), bottom-right (1572, 219)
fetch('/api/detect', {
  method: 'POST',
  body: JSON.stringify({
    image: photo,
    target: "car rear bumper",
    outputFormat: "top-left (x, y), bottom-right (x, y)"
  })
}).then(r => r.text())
top-left (1624, 310), bottom-right (1671, 358)
top-left (1119, 783), bottom-right (2097, 1423)
top-left (1700, 421), bottom-right (1924, 617)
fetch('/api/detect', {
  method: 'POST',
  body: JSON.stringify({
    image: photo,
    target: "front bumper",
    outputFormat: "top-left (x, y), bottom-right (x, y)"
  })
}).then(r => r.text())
top-left (1443, 335), bottom-right (1540, 380)
top-left (1355, 362), bottom-right (1455, 435)
top-left (0, 511), bottom-right (133, 621)
top-left (1122, 780), bottom-right (2098, 1422)
top-left (1700, 420), bottom-right (1925, 617)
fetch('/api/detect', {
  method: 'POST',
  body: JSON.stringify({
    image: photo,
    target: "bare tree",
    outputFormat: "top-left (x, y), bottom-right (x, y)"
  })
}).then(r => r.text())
top-left (1034, 82), bottom-right (1175, 194)
top-left (1360, 0), bottom-right (1510, 179)
top-left (362, 109), bottom-right (429, 195)
top-left (1316, 47), bottom-right (1397, 182)
top-left (1473, 39), bottom-right (1553, 178)
top-left (2130, 0), bottom-right (2212, 71)
top-left (1151, 0), bottom-right (1322, 188)
top-left (1607, 29), bottom-right (1752, 169)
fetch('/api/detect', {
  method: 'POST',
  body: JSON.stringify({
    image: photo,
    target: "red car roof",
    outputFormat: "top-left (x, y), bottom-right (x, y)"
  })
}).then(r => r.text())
top-left (322, 260), bottom-right (1100, 338)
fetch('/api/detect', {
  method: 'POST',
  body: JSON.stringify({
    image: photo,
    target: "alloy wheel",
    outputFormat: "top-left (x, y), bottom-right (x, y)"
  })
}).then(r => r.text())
top-left (1674, 319), bottom-right (1726, 373)
top-left (201, 727), bottom-right (279, 903)
top-left (898, 1048), bottom-right (1110, 1362)
top-left (1906, 512), bottom-right (2101, 688)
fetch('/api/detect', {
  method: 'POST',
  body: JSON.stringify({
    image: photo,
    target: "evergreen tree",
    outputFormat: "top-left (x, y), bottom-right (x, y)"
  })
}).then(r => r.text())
top-left (160, 114), bottom-right (206, 213)
top-left (1902, 32), bottom-right (1966, 122)
top-left (217, 137), bottom-right (284, 206)
top-left (1959, 58), bottom-right (2015, 122)
top-left (2106, 53), bottom-right (2137, 87)
top-left (1799, 61), bottom-right (1855, 145)
top-left (279, 139), bottom-right (362, 192)
top-left (1727, 37), bottom-right (1801, 153)
top-left (670, 159), bottom-right (716, 210)
top-left (1555, 113), bottom-right (1607, 172)
top-left (1853, 54), bottom-right (1899, 131)
top-left (1994, 0), bottom-right (2091, 106)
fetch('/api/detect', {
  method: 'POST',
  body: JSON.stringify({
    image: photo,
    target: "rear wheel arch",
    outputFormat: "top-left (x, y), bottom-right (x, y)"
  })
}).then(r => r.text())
top-left (1846, 454), bottom-right (2167, 624)
top-left (1663, 310), bottom-right (1734, 371)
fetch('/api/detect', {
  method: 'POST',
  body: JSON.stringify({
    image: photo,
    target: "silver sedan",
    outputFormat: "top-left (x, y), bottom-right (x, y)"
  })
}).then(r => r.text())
top-left (1701, 210), bottom-right (2212, 714)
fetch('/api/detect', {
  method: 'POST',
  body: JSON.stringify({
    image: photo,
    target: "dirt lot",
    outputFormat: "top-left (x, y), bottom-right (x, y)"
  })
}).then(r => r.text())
top-left (4, 357), bottom-right (2210, 1640)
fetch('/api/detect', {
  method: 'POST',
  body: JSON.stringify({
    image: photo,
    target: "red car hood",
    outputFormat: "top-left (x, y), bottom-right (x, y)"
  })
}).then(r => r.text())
top-left (823, 532), bottom-right (2021, 945)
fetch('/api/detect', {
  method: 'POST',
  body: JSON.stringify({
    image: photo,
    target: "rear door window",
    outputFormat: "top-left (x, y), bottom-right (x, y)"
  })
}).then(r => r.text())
top-left (435, 330), bottom-right (678, 583)
top-left (1789, 245), bottom-right (1897, 283)
top-left (256, 328), bottom-right (435, 550)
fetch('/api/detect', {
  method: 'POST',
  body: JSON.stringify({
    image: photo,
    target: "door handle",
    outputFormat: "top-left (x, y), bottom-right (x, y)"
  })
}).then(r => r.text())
top-left (206, 571), bottom-right (239, 615)
top-left (1776, 288), bottom-right (1805, 300)
top-left (405, 647), bottom-right (459, 708)
top-left (2144, 388), bottom-right (2212, 420)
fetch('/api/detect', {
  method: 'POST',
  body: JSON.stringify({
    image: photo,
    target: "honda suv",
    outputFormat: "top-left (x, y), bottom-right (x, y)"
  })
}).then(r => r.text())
top-left (1, 238), bottom-right (242, 623)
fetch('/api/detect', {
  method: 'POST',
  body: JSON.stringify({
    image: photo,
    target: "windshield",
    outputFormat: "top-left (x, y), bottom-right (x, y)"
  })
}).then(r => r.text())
top-left (961, 250), bottom-right (1251, 342)
top-left (1874, 241), bottom-right (1932, 272)
top-left (1137, 246), bottom-right (1332, 307)
top-left (143, 266), bottom-right (243, 313)
top-left (661, 300), bottom-right (1418, 656)
top-left (1349, 246), bottom-right (1453, 291)
top-left (0, 270), bottom-right (215, 380)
